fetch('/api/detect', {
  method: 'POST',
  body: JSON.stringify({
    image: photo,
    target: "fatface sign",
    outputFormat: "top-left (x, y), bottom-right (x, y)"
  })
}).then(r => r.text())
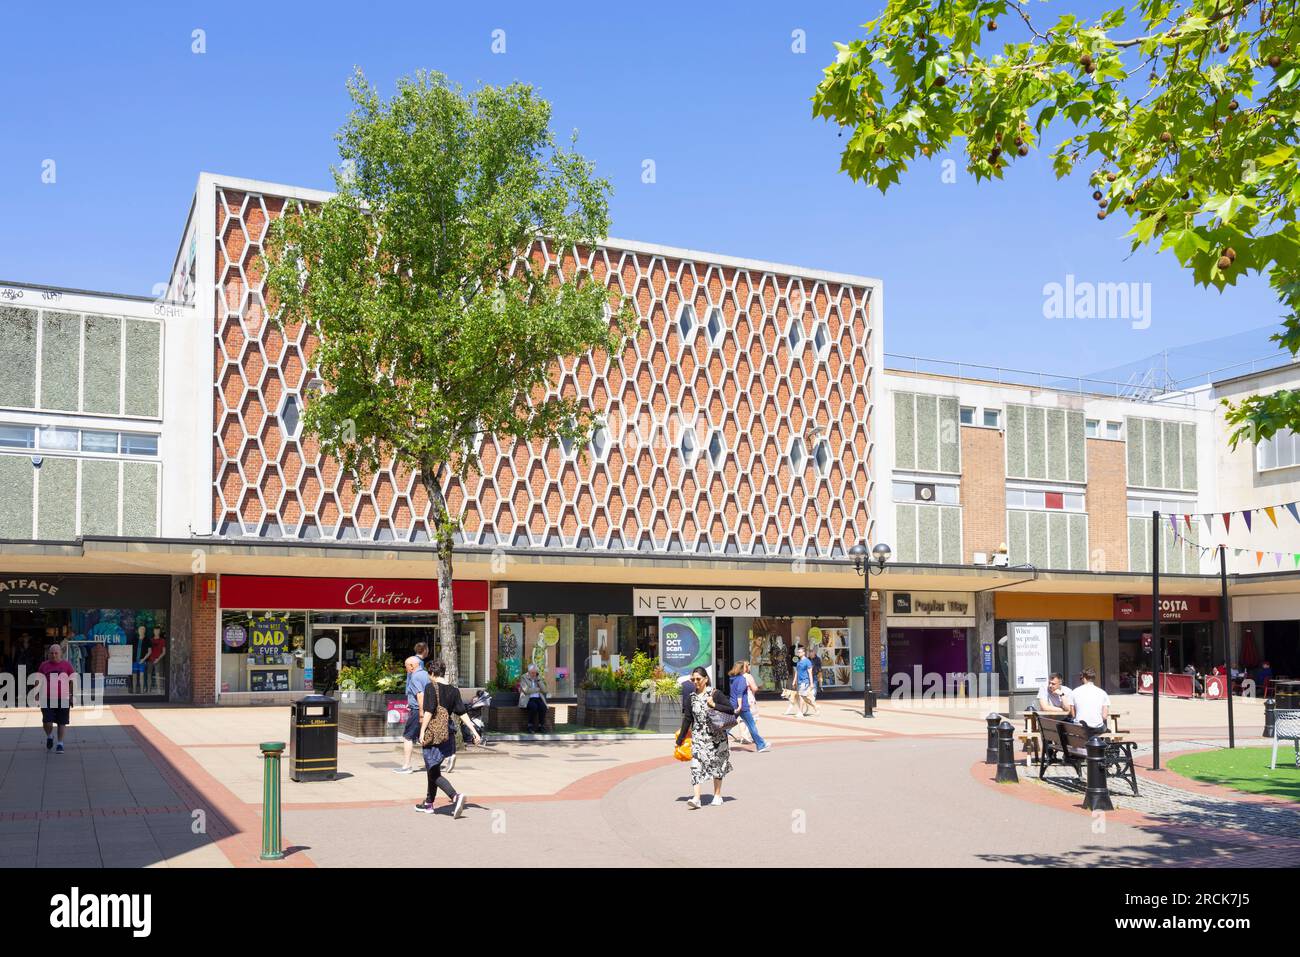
top-left (633, 589), bottom-right (761, 615)
top-left (0, 574), bottom-right (169, 610)
top-left (0, 578), bottom-right (60, 608)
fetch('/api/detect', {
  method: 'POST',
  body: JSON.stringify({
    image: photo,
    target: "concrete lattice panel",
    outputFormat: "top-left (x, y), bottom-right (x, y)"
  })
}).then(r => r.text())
top-left (210, 188), bottom-right (877, 556)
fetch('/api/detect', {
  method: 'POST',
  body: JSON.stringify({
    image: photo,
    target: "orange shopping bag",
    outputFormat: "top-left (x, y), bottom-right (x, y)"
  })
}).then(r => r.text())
top-left (673, 736), bottom-right (692, 762)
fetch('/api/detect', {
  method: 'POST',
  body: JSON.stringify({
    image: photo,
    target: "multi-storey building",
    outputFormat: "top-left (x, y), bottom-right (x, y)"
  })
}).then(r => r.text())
top-left (3, 173), bottom-right (886, 705)
top-left (4, 170), bottom-right (1300, 707)
top-left (1210, 362), bottom-right (1300, 681)
top-left (880, 364), bottom-right (1223, 695)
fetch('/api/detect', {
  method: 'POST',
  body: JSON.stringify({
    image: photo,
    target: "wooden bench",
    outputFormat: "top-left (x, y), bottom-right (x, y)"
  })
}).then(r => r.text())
top-left (487, 705), bottom-right (557, 733)
top-left (1037, 715), bottom-right (1139, 796)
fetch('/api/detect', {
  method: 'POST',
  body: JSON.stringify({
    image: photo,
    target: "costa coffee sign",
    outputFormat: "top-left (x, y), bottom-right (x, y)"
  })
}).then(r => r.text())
top-left (220, 576), bottom-right (489, 612)
top-left (1114, 595), bottom-right (1219, 622)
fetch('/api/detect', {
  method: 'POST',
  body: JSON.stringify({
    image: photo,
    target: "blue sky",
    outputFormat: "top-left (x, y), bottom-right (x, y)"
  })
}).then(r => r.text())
top-left (0, 1), bottom-right (1284, 379)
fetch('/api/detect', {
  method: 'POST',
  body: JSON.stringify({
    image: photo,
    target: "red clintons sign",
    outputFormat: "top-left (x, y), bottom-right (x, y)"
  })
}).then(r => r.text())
top-left (219, 576), bottom-right (489, 612)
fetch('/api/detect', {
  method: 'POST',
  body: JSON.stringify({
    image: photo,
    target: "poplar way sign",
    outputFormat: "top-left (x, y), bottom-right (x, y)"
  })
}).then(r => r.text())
top-left (633, 589), bottom-right (761, 615)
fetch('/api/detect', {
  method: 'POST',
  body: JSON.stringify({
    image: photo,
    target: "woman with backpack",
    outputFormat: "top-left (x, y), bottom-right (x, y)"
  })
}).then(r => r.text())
top-left (416, 659), bottom-right (481, 818)
top-left (675, 666), bottom-right (736, 809)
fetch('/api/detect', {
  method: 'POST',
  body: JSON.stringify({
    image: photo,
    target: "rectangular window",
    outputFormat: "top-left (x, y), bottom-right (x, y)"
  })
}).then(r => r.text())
top-left (1256, 429), bottom-right (1300, 471)
top-left (120, 433), bottom-right (159, 456)
top-left (959, 406), bottom-right (975, 425)
top-left (892, 481), bottom-right (914, 502)
top-left (0, 424), bottom-right (36, 449)
top-left (934, 484), bottom-right (959, 505)
top-left (81, 430), bottom-right (119, 454)
top-left (1106, 421), bottom-right (1122, 440)
top-left (983, 409), bottom-right (1001, 429)
top-left (1085, 419), bottom-right (1099, 438)
top-left (1063, 492), bottom-right (1085, 511)
top-left (1044, 491), bottom-right (1064, 510)
top-left (1005, 489), bottom-right (1025, 509)
top-left (37, 426), bottom-right (78, 451)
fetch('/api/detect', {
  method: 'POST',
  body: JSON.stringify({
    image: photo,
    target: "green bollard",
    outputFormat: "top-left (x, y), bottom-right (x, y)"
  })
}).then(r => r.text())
top-left (260, 741), bottom-right (286, 861)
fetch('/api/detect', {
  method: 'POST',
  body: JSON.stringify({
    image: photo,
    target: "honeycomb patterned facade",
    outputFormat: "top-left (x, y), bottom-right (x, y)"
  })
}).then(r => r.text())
top-left (211, 186), bottom-right (878, 556)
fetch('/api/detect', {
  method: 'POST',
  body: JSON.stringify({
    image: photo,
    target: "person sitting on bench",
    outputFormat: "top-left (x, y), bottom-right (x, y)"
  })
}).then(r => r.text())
top-left (1034, 672), bottom-right (1072, 714)
top-left (1069, 668), bottom-right (1110, 735)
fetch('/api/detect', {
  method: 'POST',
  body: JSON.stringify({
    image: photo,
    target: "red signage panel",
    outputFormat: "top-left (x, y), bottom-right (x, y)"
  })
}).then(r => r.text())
top-left (219, 576), bottom-right (489, 612)
top-left (1114, 595), bottom-right (1219, 622)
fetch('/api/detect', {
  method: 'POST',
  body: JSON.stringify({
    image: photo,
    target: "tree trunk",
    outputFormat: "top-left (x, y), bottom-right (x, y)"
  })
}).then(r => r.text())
top-left (422, 466), bottom-right (459, 687)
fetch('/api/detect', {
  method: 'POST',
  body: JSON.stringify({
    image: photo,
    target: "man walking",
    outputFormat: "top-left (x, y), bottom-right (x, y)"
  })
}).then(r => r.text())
top-left (394, 655), bottom-right (430, 774)
top-left (38, 643), bottom-right (75, 754)
top-left (795, 644), bottom-right (819, 716)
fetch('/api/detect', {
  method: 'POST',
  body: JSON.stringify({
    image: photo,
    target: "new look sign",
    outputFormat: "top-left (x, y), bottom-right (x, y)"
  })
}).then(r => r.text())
top-left (633, 589), bottom-right (761, 615)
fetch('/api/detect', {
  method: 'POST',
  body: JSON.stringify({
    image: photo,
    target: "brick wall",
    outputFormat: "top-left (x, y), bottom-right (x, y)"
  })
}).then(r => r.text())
top-left (210, 186), bottom-right (878, 554)
top-left (959, 425), bottom-right (1007, 562)
top-left (190, 574), bottom-right (217, 704)
top-left (1086, 438), bottom-right (1129, 572)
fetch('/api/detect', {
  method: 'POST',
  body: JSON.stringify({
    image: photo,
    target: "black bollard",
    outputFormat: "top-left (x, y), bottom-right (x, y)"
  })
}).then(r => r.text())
top-left (995, 720), bottom-right (1019, 783)
top-left (1083, 735), bottom-right (1115, 811)
top-left (1264, 698), bottom-right (1276, 738)
top-left (985, 713), bottom-right (1001, 764)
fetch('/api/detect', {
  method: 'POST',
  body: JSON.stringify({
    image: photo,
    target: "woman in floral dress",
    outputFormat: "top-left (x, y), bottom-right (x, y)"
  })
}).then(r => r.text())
top-left (675, 666), bottom-right (736, 809)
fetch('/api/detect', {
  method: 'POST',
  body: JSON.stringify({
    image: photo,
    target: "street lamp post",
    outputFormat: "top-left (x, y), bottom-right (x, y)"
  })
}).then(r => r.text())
top-left (849, 542), bottom-right (891, 719)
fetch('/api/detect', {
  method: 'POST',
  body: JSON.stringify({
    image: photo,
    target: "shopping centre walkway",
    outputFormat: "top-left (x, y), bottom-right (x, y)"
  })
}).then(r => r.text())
top-left (0, 694), bottom-right (1290, 867)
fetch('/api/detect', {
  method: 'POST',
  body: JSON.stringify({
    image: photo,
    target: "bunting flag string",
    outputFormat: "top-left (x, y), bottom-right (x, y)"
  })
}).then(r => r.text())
top-left (1165, 505), bottom-right (1300, 572)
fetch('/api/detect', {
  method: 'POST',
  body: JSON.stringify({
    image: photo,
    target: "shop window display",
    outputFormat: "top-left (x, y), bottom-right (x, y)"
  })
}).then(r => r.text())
top-left (748, 618), bottom-right (793, 692)
top-left (495, 615), bottom-right (574, 695)
top-left (220, 611), bottom-right (309, 694)
top-left (2, 606), bottom-right (168, 698)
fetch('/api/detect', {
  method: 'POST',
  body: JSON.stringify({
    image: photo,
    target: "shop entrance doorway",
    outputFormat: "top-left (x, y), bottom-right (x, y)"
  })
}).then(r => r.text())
top-left (309, 624), bottom-right (375, 694)
top-left (887, 627), bottom-right (969, 696)
top-left (1260, 620), bottom-right (1300, 679)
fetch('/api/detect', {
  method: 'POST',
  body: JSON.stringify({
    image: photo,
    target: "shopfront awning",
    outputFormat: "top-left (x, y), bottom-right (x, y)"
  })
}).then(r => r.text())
top-left (0, 535), bottom-right (1258, 596)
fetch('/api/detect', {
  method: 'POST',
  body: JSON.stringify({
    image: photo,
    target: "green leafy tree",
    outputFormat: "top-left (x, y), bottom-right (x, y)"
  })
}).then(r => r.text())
top-left (265, 71), bottom-right (631, 684)
top-left (812, 0), bottom-right (1299, 444)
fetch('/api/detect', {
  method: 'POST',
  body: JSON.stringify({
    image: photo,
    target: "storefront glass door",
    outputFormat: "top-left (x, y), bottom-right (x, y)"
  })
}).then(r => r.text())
top-left (309, 624), bottom-right (375, 694)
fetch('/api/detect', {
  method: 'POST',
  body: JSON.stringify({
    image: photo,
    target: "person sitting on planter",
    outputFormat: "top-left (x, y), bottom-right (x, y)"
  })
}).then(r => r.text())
top-left (518, 663), bottom-right (548, 734)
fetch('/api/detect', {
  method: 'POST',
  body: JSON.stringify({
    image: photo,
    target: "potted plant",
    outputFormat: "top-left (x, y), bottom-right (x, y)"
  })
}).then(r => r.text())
top-left (628, 664), bottom-right (684, 732)
top-left (337, 653), bottom-right (404, 713)
top-left (487, 658), bottom-right (520, 707)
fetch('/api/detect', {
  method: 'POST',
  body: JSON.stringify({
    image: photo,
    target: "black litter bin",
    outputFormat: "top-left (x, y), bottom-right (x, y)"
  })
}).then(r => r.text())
top-left (289, 695), bottom-right (338, 782)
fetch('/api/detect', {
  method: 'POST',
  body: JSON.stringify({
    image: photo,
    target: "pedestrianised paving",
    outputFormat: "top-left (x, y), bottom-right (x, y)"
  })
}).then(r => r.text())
top-left (0, 695), bottom-right (1281, 868)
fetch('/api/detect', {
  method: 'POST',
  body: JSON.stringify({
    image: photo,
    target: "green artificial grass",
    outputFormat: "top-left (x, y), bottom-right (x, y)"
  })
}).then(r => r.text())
top-left (538, 724), bottom-right (663, 735)
top-left (1167, 746), bottom-right (1300, 802)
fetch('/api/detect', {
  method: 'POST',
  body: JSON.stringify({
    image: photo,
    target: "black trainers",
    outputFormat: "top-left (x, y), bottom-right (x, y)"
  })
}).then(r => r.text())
top-left (414, 802), bottom-right (435, 814)
top-left (46, 736), bottom-right (54, 751)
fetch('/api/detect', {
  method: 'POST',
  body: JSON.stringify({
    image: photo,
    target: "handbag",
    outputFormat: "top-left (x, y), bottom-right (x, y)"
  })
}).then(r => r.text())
top-left (421, 687), bottom-right (452, 747)
top-left (707, 694), bottom-right (739, 734)
top-left (673, 737), bottom-right (692, 762)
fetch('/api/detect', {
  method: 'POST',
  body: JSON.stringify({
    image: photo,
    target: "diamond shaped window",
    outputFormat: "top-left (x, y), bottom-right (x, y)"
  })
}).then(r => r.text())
top-left (708, 430), bottom-right (725, 467)
top-left (677, 303), bottom-right (696, 339)
top-left (706, 307), bottom-right (724, 345)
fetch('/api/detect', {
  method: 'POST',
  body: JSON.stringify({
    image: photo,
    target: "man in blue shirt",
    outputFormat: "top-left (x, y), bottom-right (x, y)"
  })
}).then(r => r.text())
top-left (793, 646), bottom-right (818, 717)
top-left (395, 656), bottom-right (431, 774)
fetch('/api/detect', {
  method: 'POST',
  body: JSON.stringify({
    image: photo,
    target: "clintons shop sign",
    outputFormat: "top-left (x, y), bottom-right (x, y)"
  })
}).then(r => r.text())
top-left (1114, 595), bottom-right (1219, 623)
top-left (220, 576), bottom-right (489, 612)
